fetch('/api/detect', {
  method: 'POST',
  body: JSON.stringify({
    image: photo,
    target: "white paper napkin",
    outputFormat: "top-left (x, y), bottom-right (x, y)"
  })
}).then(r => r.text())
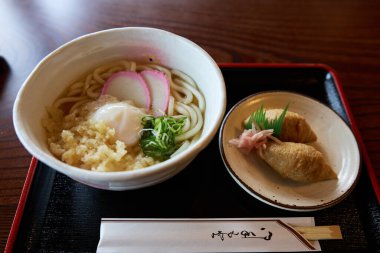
top-left (97, 217), bottom-right (321, 252)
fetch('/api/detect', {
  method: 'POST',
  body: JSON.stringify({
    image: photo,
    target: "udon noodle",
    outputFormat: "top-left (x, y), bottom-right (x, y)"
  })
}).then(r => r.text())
top-left (43, 60), bottom-right (205, 172)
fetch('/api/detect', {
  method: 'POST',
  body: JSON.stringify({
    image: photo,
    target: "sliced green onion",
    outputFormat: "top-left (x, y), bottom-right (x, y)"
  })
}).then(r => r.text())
top-left (140, 115), bottom-right (186, 161)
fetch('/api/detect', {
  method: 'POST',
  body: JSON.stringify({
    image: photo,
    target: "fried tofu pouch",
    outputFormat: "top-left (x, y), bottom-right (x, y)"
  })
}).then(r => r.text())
top-left (266, 109), bottom-right (317, 143)
top-left (245, 109), bottom-right (317, 143)
top-left (261, 142), bottom-right (337, 183)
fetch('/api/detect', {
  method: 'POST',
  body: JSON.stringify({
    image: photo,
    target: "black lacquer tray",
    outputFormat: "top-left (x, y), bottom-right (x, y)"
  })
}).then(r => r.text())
top-left (7, 64), bottom-right (380, 252)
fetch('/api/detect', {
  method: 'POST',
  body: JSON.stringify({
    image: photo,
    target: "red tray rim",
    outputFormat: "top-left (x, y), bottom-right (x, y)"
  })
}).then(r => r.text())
top-left (5, 62), bottom-right (379, 252)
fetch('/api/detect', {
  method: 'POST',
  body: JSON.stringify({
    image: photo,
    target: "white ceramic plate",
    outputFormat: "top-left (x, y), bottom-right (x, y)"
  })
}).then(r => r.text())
top-left (219, 91), bottom-right (361, 211)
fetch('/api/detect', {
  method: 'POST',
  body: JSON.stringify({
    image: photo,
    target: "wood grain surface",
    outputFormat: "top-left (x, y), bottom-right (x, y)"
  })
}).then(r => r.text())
top-left (1, 0), bottom-right (379, 251)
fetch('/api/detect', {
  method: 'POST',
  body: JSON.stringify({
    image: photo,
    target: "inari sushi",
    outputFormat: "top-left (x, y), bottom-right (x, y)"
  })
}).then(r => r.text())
top-left (232, 104), bottom-right (337, 184)
top-left (265, 109), bottom-right (317, 143)
top-left (261, 141), bottom-right (337, 183)
top-left (245, 109), bottom-right (317, 143)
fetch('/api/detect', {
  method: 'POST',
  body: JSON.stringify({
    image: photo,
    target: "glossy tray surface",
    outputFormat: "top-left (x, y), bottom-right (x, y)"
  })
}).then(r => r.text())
top-left (11, 65), bottom-right (380, 252)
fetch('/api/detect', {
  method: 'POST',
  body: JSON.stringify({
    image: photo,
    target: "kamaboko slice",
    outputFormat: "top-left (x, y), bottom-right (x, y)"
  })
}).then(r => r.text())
top-left (101, 71), bottom-right (151, 109)
top-left (140, 70), bottom-right (170, 116)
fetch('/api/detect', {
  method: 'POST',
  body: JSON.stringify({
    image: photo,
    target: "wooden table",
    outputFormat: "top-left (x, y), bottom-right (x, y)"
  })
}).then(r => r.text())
top-left (1, 0), bottom-right (379, 251)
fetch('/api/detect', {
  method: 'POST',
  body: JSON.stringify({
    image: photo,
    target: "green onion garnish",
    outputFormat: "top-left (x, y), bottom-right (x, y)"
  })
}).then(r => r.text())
top-left (140, 115), bottom-right (186, 161)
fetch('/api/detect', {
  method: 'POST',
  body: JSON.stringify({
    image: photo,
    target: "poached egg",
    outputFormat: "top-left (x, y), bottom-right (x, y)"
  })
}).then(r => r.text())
top-left (91, 102), bottom-right (145, 146)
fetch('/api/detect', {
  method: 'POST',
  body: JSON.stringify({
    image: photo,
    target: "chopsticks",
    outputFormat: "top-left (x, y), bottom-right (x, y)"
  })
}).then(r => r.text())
top-left (293, 225), bottom-right (342, 240)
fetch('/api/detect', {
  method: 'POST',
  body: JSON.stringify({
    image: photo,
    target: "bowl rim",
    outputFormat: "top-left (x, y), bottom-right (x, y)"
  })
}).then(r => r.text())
top-left (13, 27), bottom-right (226, 181)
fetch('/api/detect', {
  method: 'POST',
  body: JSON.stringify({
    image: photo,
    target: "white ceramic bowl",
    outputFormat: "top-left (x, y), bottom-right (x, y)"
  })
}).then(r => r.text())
top-left (13, 27), bottom-right (226, 190)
